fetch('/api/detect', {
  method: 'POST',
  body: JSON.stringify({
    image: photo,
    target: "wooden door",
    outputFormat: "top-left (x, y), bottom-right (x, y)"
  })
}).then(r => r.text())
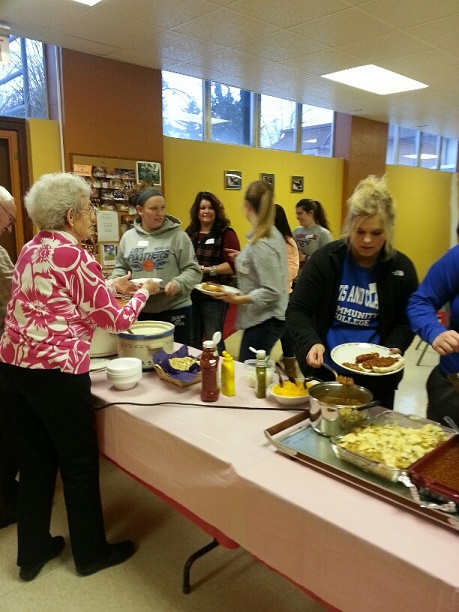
top-left (0, 129), bottom-right (26, 261)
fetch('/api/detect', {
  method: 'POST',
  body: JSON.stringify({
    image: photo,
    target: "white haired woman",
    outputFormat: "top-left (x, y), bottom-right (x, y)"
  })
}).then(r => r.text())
top-left (286, 176), bottom-right (418, 409)
top-left (0, 173), bottom-right (159, 581)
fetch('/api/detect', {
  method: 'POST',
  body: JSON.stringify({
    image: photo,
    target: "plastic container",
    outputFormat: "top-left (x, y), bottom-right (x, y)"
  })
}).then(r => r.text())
top-left (117, 320), bottom-right (174, 370)
top-left (200, 340), bottom-right (220, 402)
top-left (255, 349), bottom-right (267, 399)
top-left (221, 351), bottom-right (235, 397)
top-left (244, 359), bottom-right (275, 388)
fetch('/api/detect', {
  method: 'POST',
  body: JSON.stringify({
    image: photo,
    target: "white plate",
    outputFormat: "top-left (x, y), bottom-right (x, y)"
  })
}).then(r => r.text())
top-left (330, 342), bottom-right (404, 376)
top-left (194, 283), bottom-right (241, 297)
top-left (89, 358), bottom-right (112, 372)
top-left (132, 277), bottom-right (162, 286)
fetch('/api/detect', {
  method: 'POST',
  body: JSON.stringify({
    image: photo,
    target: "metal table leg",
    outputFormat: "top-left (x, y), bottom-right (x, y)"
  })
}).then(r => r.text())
top-left (182, 538), bottom-right (219, 594)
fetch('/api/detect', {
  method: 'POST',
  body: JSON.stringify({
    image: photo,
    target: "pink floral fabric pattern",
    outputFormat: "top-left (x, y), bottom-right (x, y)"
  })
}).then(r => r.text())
top-left (0, 231), bottom-right (148, 374)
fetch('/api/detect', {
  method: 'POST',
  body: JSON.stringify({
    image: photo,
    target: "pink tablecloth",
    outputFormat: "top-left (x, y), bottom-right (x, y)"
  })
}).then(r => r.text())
top-left (91, 355), bottom-right (459, 612)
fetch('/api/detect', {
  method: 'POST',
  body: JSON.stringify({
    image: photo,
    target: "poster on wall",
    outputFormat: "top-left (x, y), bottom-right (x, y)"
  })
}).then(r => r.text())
top-left (136, 161), bottom-right (162, 186)
top-left (100, 243), bottom-right (118, 267)
top-left (96, 210), bottom-right (119, 242)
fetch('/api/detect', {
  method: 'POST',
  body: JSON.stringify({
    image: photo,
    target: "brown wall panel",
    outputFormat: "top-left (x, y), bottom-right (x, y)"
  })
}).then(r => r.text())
top-left (59, 49), bottom-right (163, 173)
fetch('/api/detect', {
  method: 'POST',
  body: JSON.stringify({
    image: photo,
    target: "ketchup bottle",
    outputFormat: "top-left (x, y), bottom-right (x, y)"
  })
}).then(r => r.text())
top-left (200, 340), bottom-right (220, 402)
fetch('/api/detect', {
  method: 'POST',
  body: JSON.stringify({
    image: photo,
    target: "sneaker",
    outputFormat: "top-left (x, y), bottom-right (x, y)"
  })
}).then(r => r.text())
top-left (19, 536), bottom-right (65, 581)
top-left (76, 540), bottom-right (136, 577)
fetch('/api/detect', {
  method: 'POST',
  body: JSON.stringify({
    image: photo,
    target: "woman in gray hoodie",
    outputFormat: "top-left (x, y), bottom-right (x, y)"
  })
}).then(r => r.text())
top-left (111, 187), bottom-right (202, 345)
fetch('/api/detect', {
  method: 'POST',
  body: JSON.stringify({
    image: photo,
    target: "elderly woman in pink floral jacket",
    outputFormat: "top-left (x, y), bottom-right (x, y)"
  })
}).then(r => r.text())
top-left (0, 173), bottom-right (159, 581)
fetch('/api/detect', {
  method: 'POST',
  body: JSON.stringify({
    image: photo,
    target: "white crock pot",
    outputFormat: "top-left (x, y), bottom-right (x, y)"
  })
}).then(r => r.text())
top-left (117, 321), bottom-right (175, 370)
top-left (90, 327), bottom-right (118, 358)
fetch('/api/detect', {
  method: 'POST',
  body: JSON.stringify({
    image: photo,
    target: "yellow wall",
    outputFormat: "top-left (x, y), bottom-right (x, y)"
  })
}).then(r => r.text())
top-left (163, 137), bottom-right (344, 243)
top-left (386, 166), bottom-right (456, 279)
top-left (26, 118), bottom-right (62, 181)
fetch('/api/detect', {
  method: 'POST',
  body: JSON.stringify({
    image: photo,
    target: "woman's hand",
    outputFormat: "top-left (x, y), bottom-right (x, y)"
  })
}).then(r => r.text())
top-left (432, 330), bottom-right (459, 355)
top-left (142, 279), bottom-right (161, 296)
top-left (114, 272), bottom-right (136, 295)
top-left (306, 343), bottom-right (325, 368)
top-left (164, 281), bottom-right (178, 296)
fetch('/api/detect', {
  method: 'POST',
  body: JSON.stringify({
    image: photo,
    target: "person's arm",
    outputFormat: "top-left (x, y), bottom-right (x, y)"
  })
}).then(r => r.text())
top-left (201, 229), bottom-right (241, 276)
top-left (408, 247), bottom-right (459, 354)
top-left (168, 231), bottom-right (203, 294)
top-left (286, 237), bottom-right (299, 290)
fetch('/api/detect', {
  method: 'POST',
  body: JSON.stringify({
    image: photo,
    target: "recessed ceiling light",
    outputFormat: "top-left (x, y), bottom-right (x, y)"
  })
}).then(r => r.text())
top-left (322, 64), bottom-right (428, 96)
top-left (72, 0), bottom-right (103, 6)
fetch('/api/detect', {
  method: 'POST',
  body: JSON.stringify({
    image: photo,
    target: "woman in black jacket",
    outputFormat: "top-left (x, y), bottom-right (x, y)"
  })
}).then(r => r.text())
top-left (286, 176), bottom-right (418, 409)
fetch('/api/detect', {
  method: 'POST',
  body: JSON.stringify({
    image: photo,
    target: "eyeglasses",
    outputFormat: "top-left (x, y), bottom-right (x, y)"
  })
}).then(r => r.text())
top-left (0, 202), bottom-right (16, 230)
top-left (81, 204), bottom-right (97, 218)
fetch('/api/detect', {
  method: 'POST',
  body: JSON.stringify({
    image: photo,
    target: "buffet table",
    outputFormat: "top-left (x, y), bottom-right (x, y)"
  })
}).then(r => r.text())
top-left (91, 354), bottom-right (459, 612)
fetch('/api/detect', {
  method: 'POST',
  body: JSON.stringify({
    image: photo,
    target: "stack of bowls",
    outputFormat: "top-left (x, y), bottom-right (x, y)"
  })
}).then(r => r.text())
top-left (106, 357), bottom-right (142, 390)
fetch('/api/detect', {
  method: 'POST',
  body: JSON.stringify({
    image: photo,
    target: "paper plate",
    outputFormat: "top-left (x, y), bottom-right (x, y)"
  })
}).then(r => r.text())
top-left (195, 283), bottom-right (241, 297)
top-left (330, 342), bottom-right (404, 376)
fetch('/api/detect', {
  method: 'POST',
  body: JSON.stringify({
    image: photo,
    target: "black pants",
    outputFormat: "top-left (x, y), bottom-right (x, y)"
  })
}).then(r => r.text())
top-left (427, 365), bottom-right (459, 425)
top-left (0, 363), bottom-right (111, 567)
top-left (138, 305), bottom-right (192, 346)
top-left (0, 379), bottom-right (18, 525)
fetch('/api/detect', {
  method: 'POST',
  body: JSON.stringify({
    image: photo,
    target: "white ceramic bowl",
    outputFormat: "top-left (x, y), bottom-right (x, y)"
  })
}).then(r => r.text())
top-left (244, 359), bottom-right (275, 388)
top-left (106, 357), bottom-right (142, 376)
top-left (268, 381), bottom-right (311, 407)
top-left (107, 373), bottom-right (142, 391)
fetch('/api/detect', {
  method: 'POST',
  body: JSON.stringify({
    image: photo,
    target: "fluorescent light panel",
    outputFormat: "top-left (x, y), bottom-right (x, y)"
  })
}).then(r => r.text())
top-left (322, 64), bottom-right (428, 96)
top-left (72, 0), bottom-right (103, 6)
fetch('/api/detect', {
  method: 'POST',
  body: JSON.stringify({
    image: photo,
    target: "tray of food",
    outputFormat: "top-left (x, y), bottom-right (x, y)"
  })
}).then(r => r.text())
top-left (330, 411), bottom-right (451, 482)
top-left (407, 434), bottom-right (459, 506)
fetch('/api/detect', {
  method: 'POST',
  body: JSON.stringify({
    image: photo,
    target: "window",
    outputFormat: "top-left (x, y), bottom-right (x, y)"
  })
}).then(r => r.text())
top-left (161, 70), bottom-right (333, 158)
top-left (419, 132), bottom-right (440, 169)
top-left (397, 127), bottom-right (418, 167)
top-left (210, 82), bottom-right (252, 146)
top-left (440, 138), bottom-right (458, 172)
top-left (0, 37), bottom-right (48, 119)
top-left (162, 71), bottom-right (203, 140)
top-left (259, 94), bottom-right (296, 151)
top-left (387, 123), bottom-right (458, 172)
top-left (301, 104), bottom-right (334, 157)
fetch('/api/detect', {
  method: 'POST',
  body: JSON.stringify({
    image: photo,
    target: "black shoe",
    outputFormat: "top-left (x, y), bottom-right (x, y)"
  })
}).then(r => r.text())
top-left (19, 536), bottom-right (65, 581)
top-left (76, 540), bottom-right (136, 577)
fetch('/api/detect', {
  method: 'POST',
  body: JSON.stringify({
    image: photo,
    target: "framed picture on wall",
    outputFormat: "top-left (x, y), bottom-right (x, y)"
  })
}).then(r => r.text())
top-left (291, 176), bottom-right (304, 193)
top-left (224, 170), bottom-right (242, 190)
top-left (260, 173), bottom-right (275, 190)
top-left (136, 161), bottom-right (162, 186)
top-left (100, 242), bottom-right (118, 267)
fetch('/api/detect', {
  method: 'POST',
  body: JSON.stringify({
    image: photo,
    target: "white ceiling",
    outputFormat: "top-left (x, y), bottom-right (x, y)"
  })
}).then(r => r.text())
top-left (2, 0), bottom-right (459, 139)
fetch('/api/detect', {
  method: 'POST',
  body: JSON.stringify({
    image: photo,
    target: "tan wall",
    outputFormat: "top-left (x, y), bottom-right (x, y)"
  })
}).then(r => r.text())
top-left (59, 49), bottom-right (164, 174)
top-left (163, 137), bottom-right (344, 243)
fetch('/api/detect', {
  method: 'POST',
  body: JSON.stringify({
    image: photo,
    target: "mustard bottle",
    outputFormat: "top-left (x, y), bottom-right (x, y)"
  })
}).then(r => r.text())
top-left (221, 351), bottom-right (235, 397)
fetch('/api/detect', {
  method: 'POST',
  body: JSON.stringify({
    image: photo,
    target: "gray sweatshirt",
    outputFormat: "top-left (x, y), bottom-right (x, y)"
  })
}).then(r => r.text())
top-left (111, 215), bottom-right (202, 313)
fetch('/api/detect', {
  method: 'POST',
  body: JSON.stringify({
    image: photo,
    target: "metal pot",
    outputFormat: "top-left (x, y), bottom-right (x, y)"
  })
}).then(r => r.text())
top-left (309, 381), bottom-right (373, 437)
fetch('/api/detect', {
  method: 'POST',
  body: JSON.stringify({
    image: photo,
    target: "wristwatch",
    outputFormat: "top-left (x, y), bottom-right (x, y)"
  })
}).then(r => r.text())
top-left (210, 265), bottom-right (217, 276)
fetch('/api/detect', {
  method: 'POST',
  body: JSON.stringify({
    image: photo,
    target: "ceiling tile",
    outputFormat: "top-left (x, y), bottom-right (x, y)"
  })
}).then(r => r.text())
top-left (227, 0), bottom-right (350, 29)
top-left (360, 0), bottom-right (459, 28)
top-left (337, 30), bottom-right (434, 63)
top-left (407, 14), bottom-right (459, 48)
top-left (233, 30), bottom-right (326, 63)
top-left (172, 7), bottom-right (279, 46)
top-left (289, 7), bottom-right (396, 47)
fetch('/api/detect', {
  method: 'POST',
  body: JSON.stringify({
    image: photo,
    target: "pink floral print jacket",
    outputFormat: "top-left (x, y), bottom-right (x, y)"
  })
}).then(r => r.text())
top-left (0, 231), bottom-right (148, 374)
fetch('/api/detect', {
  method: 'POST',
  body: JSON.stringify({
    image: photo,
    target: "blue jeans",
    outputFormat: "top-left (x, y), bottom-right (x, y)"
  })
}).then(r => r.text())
top-left (190, 298), bottom-right (228, 354)
top-left (239, 318), bottom-right (285, 362)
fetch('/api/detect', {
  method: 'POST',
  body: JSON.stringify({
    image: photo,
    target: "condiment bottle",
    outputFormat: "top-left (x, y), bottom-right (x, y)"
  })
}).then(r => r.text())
top-left (255, 349), bottom-right (267, 399)
top-left (200, 340), bottom-right (220, 402)
top-left (221, 351), bottom-right (235, 397)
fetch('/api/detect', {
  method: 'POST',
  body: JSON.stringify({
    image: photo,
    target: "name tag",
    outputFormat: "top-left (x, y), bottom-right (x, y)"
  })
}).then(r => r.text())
top-left (138, 240), bottom-right (148, 247)
top-left (205, 238), bottom-right (215, 245)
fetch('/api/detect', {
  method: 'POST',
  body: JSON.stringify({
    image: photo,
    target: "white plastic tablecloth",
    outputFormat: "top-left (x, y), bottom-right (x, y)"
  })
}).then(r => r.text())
top-left (91, 354), bottom-right (459, 612)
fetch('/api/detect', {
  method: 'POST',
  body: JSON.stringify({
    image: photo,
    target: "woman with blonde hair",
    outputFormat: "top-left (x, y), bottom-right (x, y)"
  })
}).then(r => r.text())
top-left (217, 180), bottom-right (288, 362)
top-left (286, 175), bottom-right (418, 409)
